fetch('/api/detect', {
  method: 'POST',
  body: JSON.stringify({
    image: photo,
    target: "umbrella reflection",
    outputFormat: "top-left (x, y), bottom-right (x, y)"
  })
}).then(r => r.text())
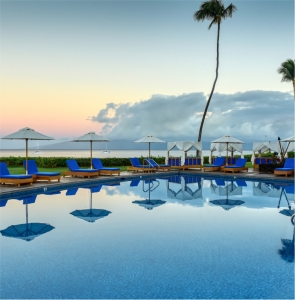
top-left (210, 179), bottom-right (245, 210)
top-left (210, 199), bottom-right (244, 210)
top-left (279, 209), bottom-right (294, 217)
top-left (70, 185), bottom-right (112, 223)
top-left (133, 179), bottom-right (166, 210)
top-left (0, 195), bottom-right (54, 241)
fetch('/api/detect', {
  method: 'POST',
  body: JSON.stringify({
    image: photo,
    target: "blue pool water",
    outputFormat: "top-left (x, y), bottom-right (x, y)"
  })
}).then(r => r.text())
top-left (0, 175), bottom-right (294, 299)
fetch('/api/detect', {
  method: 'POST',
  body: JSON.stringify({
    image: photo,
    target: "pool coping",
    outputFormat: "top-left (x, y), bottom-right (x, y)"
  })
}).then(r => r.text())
top-left (0, 170), bottom-right (294, 199)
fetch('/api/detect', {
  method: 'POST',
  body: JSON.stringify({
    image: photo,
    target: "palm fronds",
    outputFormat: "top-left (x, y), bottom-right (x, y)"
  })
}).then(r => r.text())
top-left (194, 0), bottom-right (237, 29)
top-left (277, 59), bottom-right (295, 83)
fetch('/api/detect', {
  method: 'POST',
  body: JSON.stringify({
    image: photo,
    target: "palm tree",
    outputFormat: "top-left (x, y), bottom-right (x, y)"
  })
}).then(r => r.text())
top-left (194, 0), bottom-right (237, 142)
top-left (277, 59), bottom-right (295, 100)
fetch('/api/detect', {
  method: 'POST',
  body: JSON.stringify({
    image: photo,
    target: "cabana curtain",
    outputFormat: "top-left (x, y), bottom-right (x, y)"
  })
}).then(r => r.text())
top-left (166, 142), bottom-right (202, 165)
top-left (251, 142), bottom-right (281, 164)
top-left (210, 143), bottom-right (243, 163)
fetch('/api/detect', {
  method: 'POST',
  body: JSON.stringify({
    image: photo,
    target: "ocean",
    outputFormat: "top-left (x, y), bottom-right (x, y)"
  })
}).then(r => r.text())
top-left (0, 149), bottom-right (253, 158)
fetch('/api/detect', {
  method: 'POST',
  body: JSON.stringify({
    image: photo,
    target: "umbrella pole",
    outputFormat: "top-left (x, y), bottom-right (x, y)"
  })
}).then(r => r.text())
top-left (26, 202), bottom-right (28, 225)
top-left (225, 143), bottom-right (228, 166)
top-left (149, 142), bottom-right (150, 160)
top-left (90, 141), bottom-right (93, 169)
top-left (26, 139), bottom-right (28, 175)
top-left (89, 190), bottom-right (92, 210)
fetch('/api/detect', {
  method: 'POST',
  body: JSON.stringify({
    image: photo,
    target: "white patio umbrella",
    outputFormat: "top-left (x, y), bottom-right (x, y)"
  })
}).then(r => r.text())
top-left (211, 135), bottom-right (244, 166)
top-left (134, 135), bottom-right (165, 159)
top-left (71, 132), bottom-right (110, 169)
top-left (1, 127), bottom-right (54, 174)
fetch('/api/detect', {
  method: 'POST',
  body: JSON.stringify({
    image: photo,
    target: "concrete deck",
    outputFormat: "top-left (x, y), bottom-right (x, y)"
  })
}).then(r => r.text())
top-left (1, 168), bottom-right (294, 198)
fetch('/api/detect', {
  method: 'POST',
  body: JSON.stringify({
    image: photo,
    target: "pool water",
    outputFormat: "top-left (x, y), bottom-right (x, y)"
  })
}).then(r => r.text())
top-left (0, 175), bottom-right (294, 299)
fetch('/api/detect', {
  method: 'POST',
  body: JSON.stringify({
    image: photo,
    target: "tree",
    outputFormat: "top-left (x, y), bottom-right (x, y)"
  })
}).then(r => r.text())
top-left (194, 0), bottom-right (237, 142)
top-left (277, 59), bottom-right (295, 100)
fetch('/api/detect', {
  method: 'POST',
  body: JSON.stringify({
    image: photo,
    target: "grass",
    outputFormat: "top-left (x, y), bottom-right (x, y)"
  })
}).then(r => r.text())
top-left (7, 166), bottom-right (127, 174)
top-left (7, 163), bottom-right (252, 175)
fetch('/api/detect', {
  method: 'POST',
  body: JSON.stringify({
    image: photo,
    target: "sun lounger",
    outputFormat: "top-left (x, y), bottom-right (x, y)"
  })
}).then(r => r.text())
top-left (23, 160), bottom-right (61, 182)
top-left (168, 157), bottom-right (184, 169)
top-left (127, 158), bottom-right (155, 172)
top-left (0, 162), bottom-right (33, 187)
top-left (203, 157), bottom-right (226, 172)
top-left (64, 160), bottom-right (99, 178)
top-left (182, 158), bottom-right (202, 170)
top-left (223, 158), bottom-right (248, 173)
top-left (213, 157), bottom-right (236, 166)
top-left (144, 158), bottom-right (170, 171)
top-left (274, 158), bottom-right (295, 177)
top-left (168, 157), bottom-right (202, 170)
top-left (92, 158), bottom-right (120, 176)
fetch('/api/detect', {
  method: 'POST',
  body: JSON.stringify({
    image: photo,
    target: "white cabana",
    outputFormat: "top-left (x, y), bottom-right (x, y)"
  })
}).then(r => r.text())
top-left (251, 142), bottom-right (282, 164)
top-left (166, 141), bottom-right (202, 165)
top-left (281, 136), bottom-right (295, 156)
top-left (166, 176), bottom-right (203, 201)
top-left (210, 136), bottom-right (244, 164)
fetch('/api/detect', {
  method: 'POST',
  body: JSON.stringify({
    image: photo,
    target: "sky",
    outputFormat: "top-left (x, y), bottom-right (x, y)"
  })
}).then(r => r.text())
top-left (0, 0), bottom-right (294, 148)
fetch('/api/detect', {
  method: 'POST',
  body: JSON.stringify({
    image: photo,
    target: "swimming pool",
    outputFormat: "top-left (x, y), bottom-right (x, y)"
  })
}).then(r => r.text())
top-left (0, 175), bottom-right (294, 299)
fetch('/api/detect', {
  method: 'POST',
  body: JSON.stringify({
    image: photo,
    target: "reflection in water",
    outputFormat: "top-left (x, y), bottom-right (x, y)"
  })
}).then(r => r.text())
top-left (69, 185), bottom-right (112, 223)
top-left (253, 182), bottom-right (294, 213)
top-left (133, 179), bottom-right (166, 210)
top-left (166, 175), bottom-right (202, 201)
top-left (0, 196), bottom-right (54, 241)
top-left (253, 182), bottom-right (281, 198)
top-left (210, 179), bottom-right (245, 210)
top-left (279, 209), bottom-right (295, 217)
top-left (210, 199), bottom-right (244, 210)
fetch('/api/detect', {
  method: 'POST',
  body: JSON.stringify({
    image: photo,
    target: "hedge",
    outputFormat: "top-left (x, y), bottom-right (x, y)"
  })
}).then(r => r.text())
top-left (1, 152), bottom-right (293, 167)
top-left (0, 156), bottom-right (167, 168)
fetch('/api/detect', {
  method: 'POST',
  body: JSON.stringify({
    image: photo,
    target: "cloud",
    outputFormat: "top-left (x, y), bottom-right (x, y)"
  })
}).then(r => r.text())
top-left (91, 90), bottom-right (294, 142)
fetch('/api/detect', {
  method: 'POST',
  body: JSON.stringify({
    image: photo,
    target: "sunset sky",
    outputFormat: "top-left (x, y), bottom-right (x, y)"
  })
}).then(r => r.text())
top-left (0, 0), bottom-right (294, 147)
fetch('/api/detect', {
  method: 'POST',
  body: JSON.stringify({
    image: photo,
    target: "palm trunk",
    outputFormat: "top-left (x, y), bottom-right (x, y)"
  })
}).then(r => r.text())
top-left (198, 21), bottom-right (220, 142)
top-left (293, 81), bottom-right (295, 100)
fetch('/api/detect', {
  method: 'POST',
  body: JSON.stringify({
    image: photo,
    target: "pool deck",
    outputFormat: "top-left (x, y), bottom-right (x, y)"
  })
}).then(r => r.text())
top-left (0, 168), bottom-right (294, 198)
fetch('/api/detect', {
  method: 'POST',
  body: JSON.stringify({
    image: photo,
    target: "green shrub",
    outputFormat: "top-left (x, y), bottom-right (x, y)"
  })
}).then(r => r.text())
top-left (0, 156), bottom-right (168, 168)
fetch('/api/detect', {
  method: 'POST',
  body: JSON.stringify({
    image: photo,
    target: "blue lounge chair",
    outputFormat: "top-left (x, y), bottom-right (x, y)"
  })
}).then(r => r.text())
top-left (23, 160), bottom-right (61, 182)
top-left (183, 157), bottom-right (202, 170)
top-left (203, 157), bottom-right (226, 172)
top-left (128, 158), bottom-right (155, 172)
top-left (65, 160), bottom-right (99, 178)
top-left (92, 158), bottom-right (120, 176)
top-left (274, 158), bottom-right (295, 177)
top-left (144, 158), bottom-right (170, 171)
top-left (0, 162), bottom-right (33, 187)
top-left (168, 157), bottom-right (181, 167)
top-left (223, 158), bottom-right (248, 173)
